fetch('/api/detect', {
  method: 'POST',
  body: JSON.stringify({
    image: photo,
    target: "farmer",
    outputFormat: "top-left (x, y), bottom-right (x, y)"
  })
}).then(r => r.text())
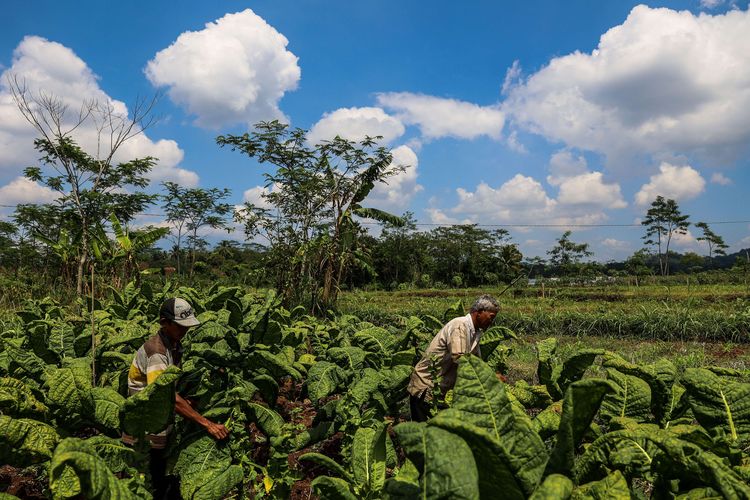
top-left (122, 297), bottom-right (229, 499)
top-left (406, 294), bottom-right (499, 422)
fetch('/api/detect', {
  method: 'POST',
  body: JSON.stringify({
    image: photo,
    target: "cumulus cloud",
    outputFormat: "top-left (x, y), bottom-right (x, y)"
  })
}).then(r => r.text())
top-left (377, 92), bottom-right (505, 140)
top-left (601, 238), bottom-right (630, 249)
top-left (711, 172), bottom-right (732, 185)
top-left (0, 36), bottom-right (194, 187)
top-left (634, 162), bottom-right (706, 206)
top-left (366, 145), bottom-right (423, 213)
top-left (547, 150), bottom-right (588, 186)
top-left (307, 107), bottom-right (404, 145)
top-left (0, 176), bottom-right (58, 205)
top-left (241, 185), bottom-right (274, 209)
top-left (557, 172), bottom-right (627, 209)
top-left (146, 9), bottom-right (300, 129)
top-left (700, 0), bottom-right (724, 9)
top-left (503, 6), bottom-right (750, 170)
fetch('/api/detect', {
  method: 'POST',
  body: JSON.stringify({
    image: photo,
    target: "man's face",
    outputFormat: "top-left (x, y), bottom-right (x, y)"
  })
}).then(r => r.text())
top-left (162, 320), bottom-right (190, 341)
top-left (476, 310), bottom-right (497, 330)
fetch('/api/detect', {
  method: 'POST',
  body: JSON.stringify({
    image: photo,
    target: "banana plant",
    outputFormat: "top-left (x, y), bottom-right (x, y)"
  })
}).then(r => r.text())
top-left (108, 213), bottom-right (168, 287)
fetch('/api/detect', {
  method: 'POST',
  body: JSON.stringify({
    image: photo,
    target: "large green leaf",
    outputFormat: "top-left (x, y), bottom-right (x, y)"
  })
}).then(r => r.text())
top-left (575, 428), bottom-right (750, 498)
top-left (535, 337), bottom-right (558, 388)
top-left (307, 361), bottom-right (345, 402)
top-left (550, 349), bottom-right (605, 399)
top-left (328, 346), bottom-right (368, 370)
top-left (681, 368), bottom-right (750, 445)
top-left (600, 368), bottom-right (652, 424)
top-left (352, 327), bottom-right (396, 357)
top-left (250, 350), bottom-right (302, 380)
top-left (91, 387), bottom-right (125, 434)
top-left (572, 470), bottom-right (630, 499)
top-left (351, 423), bottom-right (387, 494)
top-left (172, 435), bottom-right (243, 500)
top-left (46, 358), bottom-right (95, 426)
top-left (49, 437), bottom-right (137, 500)
top-left (310, 476), bottom-right (358, 500)
top-left (394, 422), bottom-right (480, 499)
top-left (0, 415), bottom-right (59, 466)
top-left (384, 459), bottom-right (421, 499)
top-left (248, 402), bottom-right (285, 438)
top-left (530, 474), bottom-right (574, 500)
top-left (120, 366), bottom-right (179, 437)
top-left (545, 378), bottom-right (615, 477)
top-left (602, 355), bottom-right (676, 426)
top-left (0, 376), bottom-right (48, 418)
top-left (424, 355), bottom-right (548, 498)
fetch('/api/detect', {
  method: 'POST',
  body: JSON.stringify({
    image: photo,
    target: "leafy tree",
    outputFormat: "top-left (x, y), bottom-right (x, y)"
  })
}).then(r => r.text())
top-left (641, 196), bottom-right (690, 276)
top-left (161, 182), bottom-right (233, 276)
top-left (694, 221), bottom-right (728, 265)
top-left (8, 78), bottom-right (159, 296)
top-left (547, 231), bottom-right (593, 275)
top-left (217, 120), bottom-right (404, 311)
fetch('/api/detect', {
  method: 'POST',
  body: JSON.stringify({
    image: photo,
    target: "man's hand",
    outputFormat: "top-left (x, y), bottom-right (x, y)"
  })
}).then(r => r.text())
top-left (204, 420), bottom-right (229, 440)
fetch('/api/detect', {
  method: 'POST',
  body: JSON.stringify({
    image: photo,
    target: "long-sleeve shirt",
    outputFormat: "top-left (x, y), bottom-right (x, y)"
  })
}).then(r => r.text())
top-left (407, 314), bottom-right (482, 398)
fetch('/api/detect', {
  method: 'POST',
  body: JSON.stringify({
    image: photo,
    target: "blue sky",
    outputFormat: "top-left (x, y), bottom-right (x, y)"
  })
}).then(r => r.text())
top-left (2, 0), bottom-right (750, 261)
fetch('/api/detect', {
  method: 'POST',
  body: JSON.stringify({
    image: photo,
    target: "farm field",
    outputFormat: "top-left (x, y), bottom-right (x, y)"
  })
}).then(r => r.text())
top-left (1, 282), bottom-right (750, 498)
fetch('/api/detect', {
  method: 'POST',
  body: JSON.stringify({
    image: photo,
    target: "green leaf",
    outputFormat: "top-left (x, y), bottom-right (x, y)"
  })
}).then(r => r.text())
top-left (172, 435), bottom-right (243, 500)
top-left (445, 355), bottom-right (547, 498)
top-left (352, 423), bottom-right (387, 493)
top-left (248, 402), bottom-right (285, 438)
top-left (536, 338), bottom-right (558, 389)
top-left (682, 368), bottom-right (750, 445)
top-left (394, 422), bottom-right (480, 499)
top-left (546, 378), bottom-right (615, 477)
top-left (91, 387), bottom-right (125, 435)
top-left (46, 358), bottom-right (94, 427)
top-left (352, 327), bottom-right (395, 357)
top-left (328, 346), bottom-right (368, 371)
top-left (530, 474), bottom-right (574, 500)
top-left (299, 452), bottom-right (353, 482)
top-left (552, 349), bottom-right (606, 399)
top-left (310, 476), bottom-right (358, 500)
top-left (0, 376), bottom-right (48, 418)
top-left (0, 415), bottom-right (59, 466)
top-left (120, 366), bottom-right (179, 437)
top-left (49, 437), bottom-right (137, 500)
top-left (384, 459), bottom-right (421, 498)
top-left (572, 470), bottom-right (630, 500)
top-left (307, 361), bottom-right (345, 402)
top-left (600, 368), bottom-right (652, 424)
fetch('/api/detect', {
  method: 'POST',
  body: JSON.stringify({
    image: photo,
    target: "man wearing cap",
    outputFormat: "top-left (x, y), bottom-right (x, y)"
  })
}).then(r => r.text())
top-left (123, 297), bottom-right (229, 499)
top-left (406, 294), bottom-right (499, 422)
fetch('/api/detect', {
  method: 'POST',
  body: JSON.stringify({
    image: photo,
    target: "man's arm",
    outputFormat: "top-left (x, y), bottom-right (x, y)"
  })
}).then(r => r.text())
top-left (449, 323), bottom-right (471, 362)
top-left (175, 393), bottom-right (229, 440)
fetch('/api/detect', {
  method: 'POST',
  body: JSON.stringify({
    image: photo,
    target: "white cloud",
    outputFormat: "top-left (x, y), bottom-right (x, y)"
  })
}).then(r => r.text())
top-left (700, 0), bottom-right (724, 9)
top-left (146, 9), bottom-right (300, 129)
top-left (671, 229), bottom-right (698, 249)
top-left (0, 176), bottom-right (58, 205)
top-left (634, 162), bottom-right (706, 205)
top-left (506, 130), bottom-right (527, 153)
top-left (502, 60), bottom-right (522, 95)
top-left (601, 238), bottom-right (630, 249)
top-left (0, 36), bottom-right (194, 187)
top-left (377, 92), bottom-right (505, 140)
top-left (711, 172), bottom-right (732, 185)
top-left (547, 150), bottom-right (588, 186)
top-left (241, 185), bottom-right (274, 209)
top-left (366, 145), bottom-right (423, 213)
top-left (557, 172), bottom-right (627, 209)
top-left (307, 107), bottom-right (404, 145)
top-left (503, 6), bottom-right (750, 170)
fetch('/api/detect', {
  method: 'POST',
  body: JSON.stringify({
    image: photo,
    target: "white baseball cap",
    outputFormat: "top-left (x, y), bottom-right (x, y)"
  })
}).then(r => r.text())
top-left (160, 298), bottom-right (200, 327)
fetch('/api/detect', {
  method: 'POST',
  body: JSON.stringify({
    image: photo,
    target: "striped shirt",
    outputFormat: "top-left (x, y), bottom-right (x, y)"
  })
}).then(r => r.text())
top-left (122, 330), bottom-right (183, 449)
top-left (407, 314), bottom-right (482, 398)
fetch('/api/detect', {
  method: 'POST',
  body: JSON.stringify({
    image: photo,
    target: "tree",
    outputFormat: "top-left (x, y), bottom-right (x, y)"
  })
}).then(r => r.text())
top-left (161, 182), bottom-right (233, 276)
top-left (695, 221), bottom-right (728, 266)
top-left (217, 120), bottom-right (404, 311)
top-left (8, 77), bottom-right (159, 296)
top-left (547, 230), bottom-right (593, 275)
top-left (641, 196), bottom-right (690, 276)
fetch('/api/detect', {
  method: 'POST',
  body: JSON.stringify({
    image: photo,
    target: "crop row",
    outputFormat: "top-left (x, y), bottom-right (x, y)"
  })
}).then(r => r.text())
top-left (1, 282), bottom-right (750, 498)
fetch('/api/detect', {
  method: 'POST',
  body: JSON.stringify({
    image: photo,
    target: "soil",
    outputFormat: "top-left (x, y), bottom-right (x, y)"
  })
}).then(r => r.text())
top-left (0, 465), bottom-right (47, 499)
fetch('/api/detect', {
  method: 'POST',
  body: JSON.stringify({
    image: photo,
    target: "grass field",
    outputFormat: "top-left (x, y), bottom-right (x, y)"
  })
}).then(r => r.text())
top-left (339, 283), bottom-right (750, 375)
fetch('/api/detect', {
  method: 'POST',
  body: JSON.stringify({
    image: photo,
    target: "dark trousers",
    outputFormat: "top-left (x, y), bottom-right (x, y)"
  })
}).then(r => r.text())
top-left (150, 448), bottom-right (181, 500)
top-left (409, 394), bottom-right (432, 422)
